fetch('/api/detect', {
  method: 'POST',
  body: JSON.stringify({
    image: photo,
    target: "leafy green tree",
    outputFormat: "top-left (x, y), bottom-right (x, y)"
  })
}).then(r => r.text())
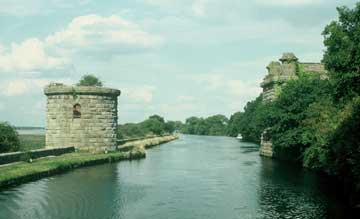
top-left (117, 123), bottom-right (146, 139)
top-left (302, 97), bottom-right (340, 171)
top-left (0, 122), bottom-right (20, 153)
top-left (77, 74), bottom-right (103, 87)
top-left (270, 75), bottom-right (331, 161)
top-left (227, 112), bottom-right (243, 137)
top-left (206, 114), bottom-right (228, 136)
top-left (322, 3), bottom-right (360, 101)
top-left (164, 121), bottom-right (177, 134)
top-left (141, 115), bottom-right (166, 135)
top-left (149, 115), bottom-right (165, 123)
top-left (328, 98), bottom-right (360, 173)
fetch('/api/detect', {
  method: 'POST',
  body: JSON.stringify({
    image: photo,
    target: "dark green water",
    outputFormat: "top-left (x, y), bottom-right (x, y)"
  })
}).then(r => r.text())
top-left (0, 135), bottom-right (347, 218)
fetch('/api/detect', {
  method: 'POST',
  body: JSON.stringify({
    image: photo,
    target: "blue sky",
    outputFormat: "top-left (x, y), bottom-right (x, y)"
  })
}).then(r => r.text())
top-left (0, 0), bottom-right (358, 126)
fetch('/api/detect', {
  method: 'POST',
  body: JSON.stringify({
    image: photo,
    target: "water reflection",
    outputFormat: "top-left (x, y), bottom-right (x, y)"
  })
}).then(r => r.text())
top-left (0, 135), bottom-right (348, 219)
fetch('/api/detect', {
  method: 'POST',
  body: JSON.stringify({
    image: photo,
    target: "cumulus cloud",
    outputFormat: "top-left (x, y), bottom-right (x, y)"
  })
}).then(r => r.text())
top-left (194, 74), bottom-right (262, 98)
top-left (192, 0), bottom-right (207, 17)
top-left (0, 78), bottom-right (72, 96)
top-left (0, 14), bottom-right (162, 73)
top-left (255, 0), bottom-right (324, 6)
top-left (0, 79), bottom-right (47, 96)
top-left (121, 85), bottom-right (156, 104)
top-left (0, 38), bottom-right (67, 72)
top-left (46, 14), bottom-right (162, 54)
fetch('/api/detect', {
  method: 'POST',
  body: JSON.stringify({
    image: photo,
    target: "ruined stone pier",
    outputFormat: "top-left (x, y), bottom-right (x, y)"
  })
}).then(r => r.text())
top-left (44, 84), bottom-right (121, 150)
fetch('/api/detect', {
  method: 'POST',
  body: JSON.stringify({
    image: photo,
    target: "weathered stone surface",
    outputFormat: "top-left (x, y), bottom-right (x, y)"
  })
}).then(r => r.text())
top-left (44, 83), bottom-right (120, 149)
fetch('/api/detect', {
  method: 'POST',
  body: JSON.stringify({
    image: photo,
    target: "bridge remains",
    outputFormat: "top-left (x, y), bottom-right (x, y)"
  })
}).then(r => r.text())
top-left (259, 53), bottom-right (326, 157)
top-left (44, 84), bottom-right (120, 151)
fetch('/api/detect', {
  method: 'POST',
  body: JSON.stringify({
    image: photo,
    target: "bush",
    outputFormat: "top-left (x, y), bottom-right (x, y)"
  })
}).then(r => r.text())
top-left (0, 122), bottom-right (20, 153)
top-left (77, 74), bottom-right (103, 87)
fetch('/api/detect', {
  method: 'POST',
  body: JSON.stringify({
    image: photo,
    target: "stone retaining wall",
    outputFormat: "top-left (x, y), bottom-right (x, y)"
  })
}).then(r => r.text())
top-left (0, 147), bottom-right (75, 165)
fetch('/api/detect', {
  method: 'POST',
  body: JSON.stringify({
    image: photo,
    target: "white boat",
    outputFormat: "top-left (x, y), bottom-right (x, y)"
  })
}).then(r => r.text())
top-left (236, 134), bottom-right (243, 140)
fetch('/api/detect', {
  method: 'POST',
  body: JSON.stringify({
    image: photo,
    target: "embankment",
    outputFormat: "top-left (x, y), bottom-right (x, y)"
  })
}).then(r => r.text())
top-left (0, 135), bottom-right (178, 189)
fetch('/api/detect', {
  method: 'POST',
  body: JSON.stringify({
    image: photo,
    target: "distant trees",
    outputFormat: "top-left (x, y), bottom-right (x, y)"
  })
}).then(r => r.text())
top-left (77, 74), bottom-right (103, 87)
top-left (181, 114), bottom-right (229, 136)
top-left (229, 3), bottom-right (360, 205)
top-left (117, 115), bottom-right (179, 139)
top-left (0, 122), bottom-right (20, 153)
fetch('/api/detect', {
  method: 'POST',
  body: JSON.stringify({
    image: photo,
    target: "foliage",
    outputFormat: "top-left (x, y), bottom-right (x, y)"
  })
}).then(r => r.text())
top-left (328, 98), bottom-right (360, 181)
top-left (181, 114), bottom-right (229, 136)
top-left (77, 74), bottom-right (103, 87)
top-left (0, 122), bottom-right (20, 153)
top-left (226, 112), bottom-right (243, 137)
top-left (269, 75), bottom-right (332, 161)
top-left (117, 115), bottom-right (177, 139)
top-left (226, 95), bottom-right (277, 143)
top-left (302, 97), bottom-right (340, 170)
top-left (322, 3), bottom-right (360, 101)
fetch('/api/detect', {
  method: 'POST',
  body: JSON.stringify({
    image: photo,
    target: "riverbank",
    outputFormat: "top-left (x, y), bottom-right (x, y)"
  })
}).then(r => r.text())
top-left (0, 135), bottom-right (178, 189)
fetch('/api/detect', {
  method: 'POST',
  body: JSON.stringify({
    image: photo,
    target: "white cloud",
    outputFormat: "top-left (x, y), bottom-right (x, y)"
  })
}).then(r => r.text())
top-left (121, 85), bottom-right (156, 104)
top-left (192, 0), bottom-right (207, 17)
top-left (1, 79), bottom-right (49, 96)
top-left (46, 14), bottom-right (162, 53)
top-left (0, 0), bottom-right (91, 16)
top-left (0, 38), bottom-right (67, 72)
top-left (194, 74), bottom-right (262, 98)
top-left (255, 0), bottom-right (324, 6)
top-left (0, 78), bottom-right (71, 96)
top-left (0, 14), bottom-right (162, 73)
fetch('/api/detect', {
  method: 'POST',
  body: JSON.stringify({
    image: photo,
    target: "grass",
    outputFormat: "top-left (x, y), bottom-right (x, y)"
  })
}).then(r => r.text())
top-left (19, 134), bottom-right (45, 151)
top-left (0, 135), bottom-right (179, 189)
top-left (0, 148), bottom-right (145, 189)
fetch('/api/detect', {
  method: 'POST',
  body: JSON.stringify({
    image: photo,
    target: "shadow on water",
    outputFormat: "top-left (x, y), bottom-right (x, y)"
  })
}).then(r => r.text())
top-left (239, 141), bottom-right (260, 154)
top-left (0, 135), bottom-right (354, 219)
top-left (257, 157), bottom-right (351, 219)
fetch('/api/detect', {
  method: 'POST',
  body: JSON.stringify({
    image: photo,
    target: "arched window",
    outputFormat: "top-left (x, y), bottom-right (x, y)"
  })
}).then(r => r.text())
top-left (73, 103), bottom-right (81, 119)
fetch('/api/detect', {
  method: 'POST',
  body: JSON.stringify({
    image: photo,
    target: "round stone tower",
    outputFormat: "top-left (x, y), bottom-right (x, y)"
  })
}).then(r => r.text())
top-left (44, 83), bottom-right (121, 150)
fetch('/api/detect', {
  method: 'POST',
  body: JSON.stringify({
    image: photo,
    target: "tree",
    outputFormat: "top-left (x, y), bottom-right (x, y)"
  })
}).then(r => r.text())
top-left (270, 75), bottom-right (331, 161)
top-left (227, 112), bottom-right (243, 137)
top-left (322, 3), bottom-right (360, 101)
top-left (0, 122), bottom-right (20, 153)
top-left (164, 121), bottom-right (177, 134)
top-left (149, 115), bottom-right (165, 123)
top-left (77, 74), bottom-right (103, 87)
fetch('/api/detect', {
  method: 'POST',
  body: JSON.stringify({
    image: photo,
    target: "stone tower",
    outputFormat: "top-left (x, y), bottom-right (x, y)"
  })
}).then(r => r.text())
top-left (261, 53), bottom-right (326, 102)
top-left (44, 83), bottom-right (121, 150)
top-left (259, 53), bottom-right (326, 157)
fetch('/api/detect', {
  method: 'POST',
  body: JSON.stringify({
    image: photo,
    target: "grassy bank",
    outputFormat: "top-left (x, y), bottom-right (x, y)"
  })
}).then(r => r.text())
top-left (0, 135), bottom-right (178, 189)
top-left (119, 135), bottom-right (179, 150)
top-left (0, 148), bottom-right (145, 189)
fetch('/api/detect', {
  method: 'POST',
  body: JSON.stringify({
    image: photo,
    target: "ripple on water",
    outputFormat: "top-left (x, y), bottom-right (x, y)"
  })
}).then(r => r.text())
top-left (0, 135), bottom-right (347, 219)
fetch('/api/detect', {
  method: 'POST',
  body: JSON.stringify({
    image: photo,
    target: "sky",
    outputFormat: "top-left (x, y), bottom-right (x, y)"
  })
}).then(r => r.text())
top-left (0, 0), bottom-right (358, 126)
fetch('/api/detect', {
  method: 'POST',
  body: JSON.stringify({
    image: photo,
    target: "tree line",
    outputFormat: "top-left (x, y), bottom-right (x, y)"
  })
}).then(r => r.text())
top-left (229, 3), bottom-right (360, 206)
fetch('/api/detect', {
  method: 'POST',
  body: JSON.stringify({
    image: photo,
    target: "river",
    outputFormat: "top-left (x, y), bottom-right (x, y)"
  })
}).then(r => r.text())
top-left (0, 135), bottom-right (347, 218)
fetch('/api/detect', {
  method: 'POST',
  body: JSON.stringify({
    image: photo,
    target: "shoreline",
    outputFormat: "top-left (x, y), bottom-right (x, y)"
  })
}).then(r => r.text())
top-left (0, 135), bottom-right (178, 190)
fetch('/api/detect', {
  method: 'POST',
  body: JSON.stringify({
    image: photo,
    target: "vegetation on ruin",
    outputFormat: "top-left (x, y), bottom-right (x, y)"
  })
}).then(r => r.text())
top-left (77, 74), bottom-right (103, 87)
top-left (228, 3), bottom-right (360, 205)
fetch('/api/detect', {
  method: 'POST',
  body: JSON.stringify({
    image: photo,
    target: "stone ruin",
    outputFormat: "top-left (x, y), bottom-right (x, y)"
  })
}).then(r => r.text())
top-left (261, 53), bottom-right (327, 102)
top-left (259, 53), bottom-right (327, 157)
top-left (44, 83), bottom-right (121, 151)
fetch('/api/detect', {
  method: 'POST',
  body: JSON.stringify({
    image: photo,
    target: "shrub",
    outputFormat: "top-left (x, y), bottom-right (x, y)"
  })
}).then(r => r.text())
top-left (0, 122), bottom-right (20, 153)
